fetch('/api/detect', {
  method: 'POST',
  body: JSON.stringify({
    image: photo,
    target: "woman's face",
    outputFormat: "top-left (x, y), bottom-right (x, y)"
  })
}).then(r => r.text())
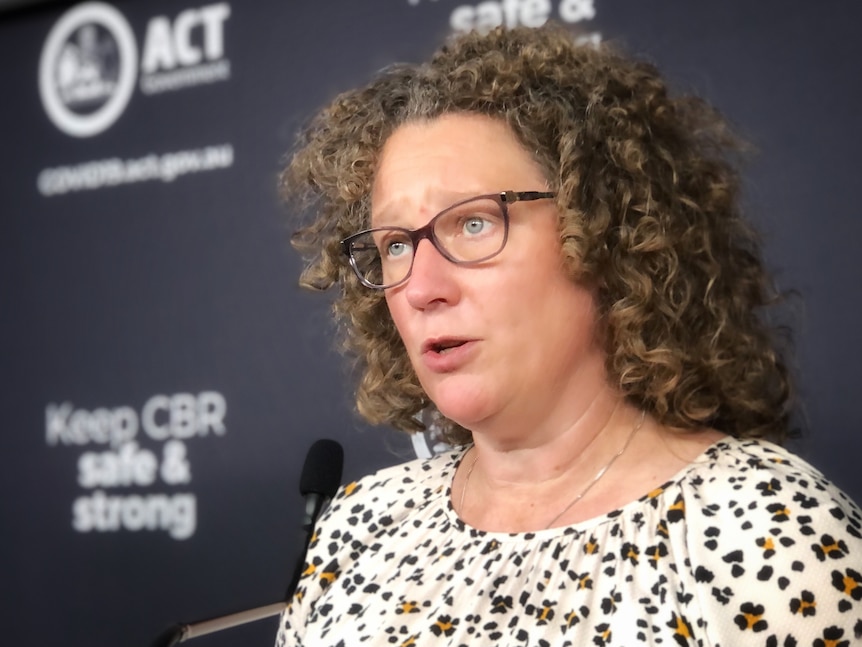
top-left (372, 113), bottom-right (609, 436)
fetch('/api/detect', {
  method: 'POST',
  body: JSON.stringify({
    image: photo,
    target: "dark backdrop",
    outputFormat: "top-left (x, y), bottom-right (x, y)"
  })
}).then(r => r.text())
top-left (1, 2), bottom-right (860, 645)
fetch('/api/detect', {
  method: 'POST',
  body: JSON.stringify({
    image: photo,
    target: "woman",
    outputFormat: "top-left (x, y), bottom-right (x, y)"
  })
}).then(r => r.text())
top-left (277, 24), bottom-right (862, 647)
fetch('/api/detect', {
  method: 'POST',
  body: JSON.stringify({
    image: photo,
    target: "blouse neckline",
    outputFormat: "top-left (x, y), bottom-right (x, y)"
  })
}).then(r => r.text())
top-left (439, 436), bottom-right (737, 542)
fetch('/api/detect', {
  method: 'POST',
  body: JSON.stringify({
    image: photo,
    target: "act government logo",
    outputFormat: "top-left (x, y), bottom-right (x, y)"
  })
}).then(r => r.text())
top-left (39, 3), bottom-right (137, 137)
top-left (39, 2), bottom-right (231, 138)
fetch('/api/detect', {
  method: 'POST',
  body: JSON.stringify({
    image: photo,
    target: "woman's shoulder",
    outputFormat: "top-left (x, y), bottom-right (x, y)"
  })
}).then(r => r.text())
top-left (674, 435), bottom-right (862, 556)
top-left (321, 448), bottom-right (464, 519)
top-left (682, 436), bottom-right (859, 513)
top-left (666, 440), bottom-right (862, 643)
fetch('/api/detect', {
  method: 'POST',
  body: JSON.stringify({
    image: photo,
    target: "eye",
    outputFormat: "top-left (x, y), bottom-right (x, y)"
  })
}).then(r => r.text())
top-left (375, 230), bottom-right (413, 260)
top-left (462, 217), bottom-right (489, 236)
top-left (387, 240), bottom-right (410, 258)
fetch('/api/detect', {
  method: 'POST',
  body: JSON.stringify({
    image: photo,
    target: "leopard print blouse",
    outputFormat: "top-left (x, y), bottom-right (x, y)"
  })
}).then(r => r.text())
top-left (276, 438), bottom-right (862, 646)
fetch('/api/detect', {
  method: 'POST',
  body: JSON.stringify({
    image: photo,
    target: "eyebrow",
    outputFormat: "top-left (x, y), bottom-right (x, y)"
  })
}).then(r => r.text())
top-left (370, 190), bottom-right (488, 228)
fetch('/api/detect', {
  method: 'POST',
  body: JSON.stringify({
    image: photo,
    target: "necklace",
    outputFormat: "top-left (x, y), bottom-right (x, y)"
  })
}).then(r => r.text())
top-left (457, 410), bottom-right (647, 529)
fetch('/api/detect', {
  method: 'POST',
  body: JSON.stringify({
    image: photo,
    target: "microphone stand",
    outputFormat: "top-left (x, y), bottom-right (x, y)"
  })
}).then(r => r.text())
top-left (149, 439), bottom-right (344, 647)
top-left (150, 602), bottom-right (287, 647)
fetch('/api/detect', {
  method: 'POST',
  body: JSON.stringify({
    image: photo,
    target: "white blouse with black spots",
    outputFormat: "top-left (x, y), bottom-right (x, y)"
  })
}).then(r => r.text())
top-left (276, 438), bottom-right (862, 647)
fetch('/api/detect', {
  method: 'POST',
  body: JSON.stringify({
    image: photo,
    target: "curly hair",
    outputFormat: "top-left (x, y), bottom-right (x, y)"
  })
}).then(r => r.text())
top-left (282, 23), bottom-right (793, 445)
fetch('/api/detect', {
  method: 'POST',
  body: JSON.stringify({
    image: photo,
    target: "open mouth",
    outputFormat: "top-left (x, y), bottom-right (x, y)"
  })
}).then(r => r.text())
top-left (427, 339), bottom-right (468, 354)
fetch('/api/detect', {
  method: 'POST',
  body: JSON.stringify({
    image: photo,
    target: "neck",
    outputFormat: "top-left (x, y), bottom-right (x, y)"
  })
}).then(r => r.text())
top-left (469, 386), bottom-right (634, 486)
top-left (455, 391), bottom-right (654, 531)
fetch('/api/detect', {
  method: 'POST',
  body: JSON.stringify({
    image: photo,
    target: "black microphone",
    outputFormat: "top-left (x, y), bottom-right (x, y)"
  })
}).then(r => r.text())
top-left (287, 438), bottom-right (344, 598)
top-left (150, 439), bottom-right (344, 647)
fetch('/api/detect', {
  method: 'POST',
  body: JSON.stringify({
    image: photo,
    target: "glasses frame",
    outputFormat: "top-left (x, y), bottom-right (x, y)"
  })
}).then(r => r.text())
top-left (340, 190), bottom-right (556, 289)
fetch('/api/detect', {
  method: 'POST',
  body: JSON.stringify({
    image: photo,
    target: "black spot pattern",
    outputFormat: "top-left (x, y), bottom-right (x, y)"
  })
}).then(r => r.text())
top-left (277, 438), bottom-right (862, 646)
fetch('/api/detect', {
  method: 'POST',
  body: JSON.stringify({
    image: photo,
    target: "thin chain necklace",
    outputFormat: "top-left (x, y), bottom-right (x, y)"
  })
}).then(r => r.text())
top-left (458, 410), bottom-right (646, 530)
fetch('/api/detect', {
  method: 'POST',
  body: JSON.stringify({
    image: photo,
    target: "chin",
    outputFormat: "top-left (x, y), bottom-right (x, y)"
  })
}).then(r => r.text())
top-left (426, 380), bottom-right (495, 431)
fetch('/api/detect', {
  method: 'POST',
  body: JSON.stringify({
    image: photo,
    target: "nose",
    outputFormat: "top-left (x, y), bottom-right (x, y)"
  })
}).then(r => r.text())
top-left (402, 238), bottom-right (460, 310)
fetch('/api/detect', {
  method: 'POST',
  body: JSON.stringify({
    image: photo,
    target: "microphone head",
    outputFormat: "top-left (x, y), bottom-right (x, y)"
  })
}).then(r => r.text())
top-left (299, 439), bottom-right (344, 497)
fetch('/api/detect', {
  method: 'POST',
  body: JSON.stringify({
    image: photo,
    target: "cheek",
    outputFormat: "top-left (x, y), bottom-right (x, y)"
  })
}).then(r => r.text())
top-left (524, 262), bottom-right (600, 343)
top-left (384, 292), bottom-right (411, 343)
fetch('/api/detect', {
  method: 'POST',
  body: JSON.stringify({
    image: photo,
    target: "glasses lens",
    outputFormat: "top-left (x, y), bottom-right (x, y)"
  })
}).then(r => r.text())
top-left (433, 196), bottom-right (506, 262)
top-left (346, 195), bottom-right (509, 289)
top-left (348, 229), bottom-right (412, 288)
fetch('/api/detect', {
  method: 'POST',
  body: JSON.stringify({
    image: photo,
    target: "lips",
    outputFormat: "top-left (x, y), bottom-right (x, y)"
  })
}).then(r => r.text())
top-left (420, 337), bottom-right (477, 373)
top-left (422, 337), bottom-right (469, 354)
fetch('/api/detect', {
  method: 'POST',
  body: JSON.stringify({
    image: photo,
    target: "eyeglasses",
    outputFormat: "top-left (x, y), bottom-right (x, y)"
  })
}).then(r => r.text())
top-left (340, 190), bottom-right (556, 289)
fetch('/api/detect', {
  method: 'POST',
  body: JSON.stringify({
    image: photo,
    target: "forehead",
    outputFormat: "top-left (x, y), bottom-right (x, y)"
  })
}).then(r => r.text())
top-left (370, 114), bottom-right (547, 223)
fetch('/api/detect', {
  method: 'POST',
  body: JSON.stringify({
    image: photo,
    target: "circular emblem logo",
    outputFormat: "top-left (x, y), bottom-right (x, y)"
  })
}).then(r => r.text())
top-left (39, 3), bottom-right (138, 137)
